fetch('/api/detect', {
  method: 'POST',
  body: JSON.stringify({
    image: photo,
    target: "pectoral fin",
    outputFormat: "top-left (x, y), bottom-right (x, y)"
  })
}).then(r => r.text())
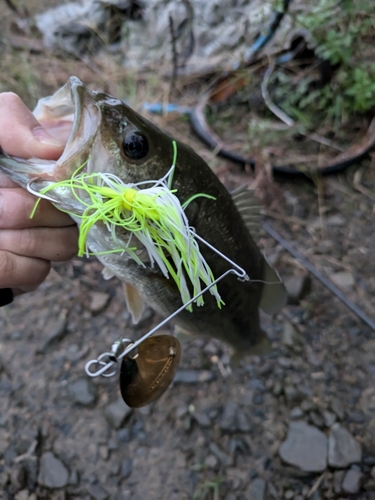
top-left (122, 282), bottom-right (145, 324)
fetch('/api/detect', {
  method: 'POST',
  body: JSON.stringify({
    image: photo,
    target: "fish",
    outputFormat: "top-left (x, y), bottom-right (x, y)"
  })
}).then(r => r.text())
top-left (0, 76), bottom-right (286, 356)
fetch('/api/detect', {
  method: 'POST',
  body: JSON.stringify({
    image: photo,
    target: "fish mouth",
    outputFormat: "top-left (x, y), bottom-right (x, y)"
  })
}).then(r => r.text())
top-left (0, 76), bottom-right (100, 188)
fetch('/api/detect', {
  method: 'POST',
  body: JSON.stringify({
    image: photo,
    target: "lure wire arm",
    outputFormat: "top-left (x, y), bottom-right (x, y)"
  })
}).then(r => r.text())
top-left (26, 178), bottom-right (59, 204)
top-left (85, 234), bottom-right (250, 378)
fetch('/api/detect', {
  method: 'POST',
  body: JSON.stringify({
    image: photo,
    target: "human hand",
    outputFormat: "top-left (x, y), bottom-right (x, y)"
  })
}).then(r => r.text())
top-left (0, 92), bottom-right (78, 301)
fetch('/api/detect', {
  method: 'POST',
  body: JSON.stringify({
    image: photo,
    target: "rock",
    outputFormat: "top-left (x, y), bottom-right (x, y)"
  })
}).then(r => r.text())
top-left (173, 370), bottom-right (214, 384)
top-left (342, 468), bottom-right (363, 494)
top-left (68, 378), bottom-right (97, 406)
top-left (290, 407), bottom-right (304, 419)
top-left (285, 275), bottom-right (312, 304)
top-left (279, 421), bottom-right (327, 472)
top-left (10, 464), bottom-right (26, 490)
top-left (104, 399), bottom-right (132, 429)
top-left (89, 292), bottom-right (110, 313)
top-left (328, 423), bottom-right (362, 468)
top-left (371, 466), bottom-right (375, 480)
top-left (37, 452), bottom-right (69, 489)
top-left (330, 398), bottom-right (345, 420)
top-left (333, 470), bottom-right (345, 493)
top-left (282, 322), bottom-right (303, 351)
top-left (245, 478), bottom-right (266, 500)
top-left (330, 271), bottom-right (355, 288)
top-left (15, 491), bottom-right (29, 500)
top-left (326, 214), bottom-right (345, 226)
top-left (284, 491), bottom-right (294, 500)
top-left (36, 309), bottom-right (69, 354)
top-left (219, 401), bottom-right (238, 431)
top-left (364, 481), bottom-right (375, 492)
top-left (309, 411), bottom-right (324, 428)
top-left (68, 470), bottom-right (79, 486)
top-left (322, 410), bottom-right (336, 427)
top-left (204, 455), bottom-right (218, 469)
top-left (284, 385), bottom-right (301, 404)
top-left (0, 471), bottom-right (9, 488)
top-left (86, 483), bottom-right (110, 500)
top-left (121, 457), bottom-right (132, 479)
top-left (209, 442), bottom-right (233, 467)
top-left (191, 411), bottom-right (211, 428)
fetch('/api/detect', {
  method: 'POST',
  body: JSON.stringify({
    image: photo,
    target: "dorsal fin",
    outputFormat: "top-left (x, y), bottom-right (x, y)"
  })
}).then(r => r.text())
top-left (231, 186), bottom-right (262, 241)
top-left (231, 186), bottom-right (287, 314)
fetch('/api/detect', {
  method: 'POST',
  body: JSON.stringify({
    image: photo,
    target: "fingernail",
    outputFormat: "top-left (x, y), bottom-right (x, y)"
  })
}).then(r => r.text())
top-left (33, 127), bottom-right (64, 147)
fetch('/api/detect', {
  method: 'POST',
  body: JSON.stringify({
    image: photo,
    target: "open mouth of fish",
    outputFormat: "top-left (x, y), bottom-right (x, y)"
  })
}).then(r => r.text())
top-left (0, 77), bottom-right (101, 207)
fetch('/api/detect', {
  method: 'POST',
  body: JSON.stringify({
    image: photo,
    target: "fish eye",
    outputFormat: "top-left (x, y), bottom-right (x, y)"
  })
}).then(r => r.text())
top-left (122, 131), bottom-right (149, 160)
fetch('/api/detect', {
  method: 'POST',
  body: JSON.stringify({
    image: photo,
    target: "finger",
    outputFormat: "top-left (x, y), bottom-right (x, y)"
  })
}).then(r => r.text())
top-left (0, 251), bottom-right (51, 288)
top-left (0, 188), bottom-right (75, 228)
top-left (0, 171), bottom-right (18, 188)
top-left (0, 93), bottom-right (64, 159)
top-left (0, 226), bottom-right (78, 262)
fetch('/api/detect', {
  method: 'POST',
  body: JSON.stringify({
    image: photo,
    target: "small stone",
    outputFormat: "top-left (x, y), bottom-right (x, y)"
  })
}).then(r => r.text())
top-left (237, 412), bottom-right (251, 433)
top-left (309, 411), bottom-right (324, 428)
top-left (371, 467), bottom-right (375, 480)
top-left (342, 468), bottom-right (363, 494)
top-left (333, 470), bottom-right (345, 493)
top-left (330, 398), bottom-right (345, 420)
top-left (37, 452), bottom-right (69, 489)
top-left (204, 455), bottom-right (218, 469)
top-left (86, 483), bottom-right (110, 500)
top-left (330, 271), bottom-right (355, 289)
top-left (68, 378), bottom-right (97, 406)
top-left (98, 445), bottom-right (109, 460)
top-left (285, 275), bottom-right (312, 304)
top-left (326, 214), bottom-right (345, 226)
top-left (0, 471), bottom-right (9, 488)
top-left (10, 463), bottom-right (26, 491)
top-left (279, 421), bottom-right (327, 472)
top-left (282, 322), bottom-right (303, 351)
top-left (328, 423), bottom-right (362, 468)
top-left (284, 490), bottom-right (294, 500)
top-left (173, 370), bottom-right (214, 384)
top-left (118, 429), bottom-right (130, 443)
top-left (209, 442), bottom-right (233, 467)
top-left (219, 401), bottom-right (238, 431)
top-left (192, 411), bottom-right (211, 428)
top-left (322, 410), bottom-right (336, 427)
top-left (36, 309), bottom-right (69, 354)
top-left (104, 399), bottom-right (132, 429)
top-left (15, 491), bottom-right (29, 500)
top-left (364, 481), bottom-right (375, 491)
top-left (272, 380), bottom-right (282, 396)
top-left (284, 385), bottom-right (300, 404)
top-left (121, 458), bottom-right (132, 479)
top-left (89, 292), bottom-right (110, 314)
top-left (245, 478), bottom-right (266, 500)
top-left (301, 400), bottom-right (318, 413)
top-left (290, 407), bottom-right (304, 419)
top-left (68, 470), bottom-right (79, 486)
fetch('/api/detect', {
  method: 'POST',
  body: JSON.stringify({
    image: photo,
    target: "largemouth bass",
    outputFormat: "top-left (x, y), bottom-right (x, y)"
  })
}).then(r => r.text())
top-left (0, 77), bottom-right (286, 355)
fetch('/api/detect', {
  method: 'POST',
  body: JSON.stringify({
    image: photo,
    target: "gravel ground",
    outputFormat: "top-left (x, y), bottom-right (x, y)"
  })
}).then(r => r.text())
top-left (0, 156), bottom-right (374, 500)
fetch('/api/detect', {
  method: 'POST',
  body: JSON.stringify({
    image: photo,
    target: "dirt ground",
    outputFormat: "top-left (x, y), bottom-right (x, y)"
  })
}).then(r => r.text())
top-left (0, 2), bottom-right (375, 500)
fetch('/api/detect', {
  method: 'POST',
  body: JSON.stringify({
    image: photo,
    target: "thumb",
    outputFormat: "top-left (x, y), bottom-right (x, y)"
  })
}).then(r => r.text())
top-left (0, 92), bottom-right (64, 160)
